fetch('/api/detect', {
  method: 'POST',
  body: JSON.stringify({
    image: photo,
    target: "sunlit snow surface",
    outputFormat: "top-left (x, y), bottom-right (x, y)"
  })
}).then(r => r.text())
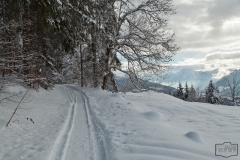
top-left (0, 84), bottom-right (239, 160)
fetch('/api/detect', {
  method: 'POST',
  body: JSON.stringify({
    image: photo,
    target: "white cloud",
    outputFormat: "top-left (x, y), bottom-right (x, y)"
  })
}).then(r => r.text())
top-left (170, 51), bottom-right (240, 78)
top-left (167, 0), bottom-right (240, 77)
top-left (117, 0), bottom-right (240, 79)
top-left (212, 68), bottom-right (230, 79)
top-left (170, 0), bottom-right (240, 52)
top-left (205, 52), bottom-right (240, 61)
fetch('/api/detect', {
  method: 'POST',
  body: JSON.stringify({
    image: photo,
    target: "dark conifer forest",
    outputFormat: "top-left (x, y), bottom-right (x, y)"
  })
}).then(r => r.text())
top-left (0, 0), bottom-right (178, 92)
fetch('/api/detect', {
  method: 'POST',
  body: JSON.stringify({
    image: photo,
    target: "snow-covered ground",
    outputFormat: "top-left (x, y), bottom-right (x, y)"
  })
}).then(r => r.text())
top-left (0, 84), bottom-right (239, 160)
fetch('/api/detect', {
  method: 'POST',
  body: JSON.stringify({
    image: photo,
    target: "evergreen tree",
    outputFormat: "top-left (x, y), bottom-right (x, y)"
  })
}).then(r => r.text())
top-left (184, 82), bottom-right (189, 101)
top-left (198, 93), bottom-right (204, 102)
top-left (206, 80), bottom-right (214, 103)
top-left (189, 84), bottom-right (196, 102)
top-left (176, 81), bottom-right (184, 99)
top-left (168, 89), bottom-right (172, 95)
top-left (205, 80), bottom-right (222, 104)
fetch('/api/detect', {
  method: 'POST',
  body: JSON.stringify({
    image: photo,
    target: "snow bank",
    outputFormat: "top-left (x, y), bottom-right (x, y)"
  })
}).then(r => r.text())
top-left (0, 85), bottom-right (69, 160)
top-left (3, 85), bottom-right (27, 94)
top-left (82, 88), bottom-right (240, 160)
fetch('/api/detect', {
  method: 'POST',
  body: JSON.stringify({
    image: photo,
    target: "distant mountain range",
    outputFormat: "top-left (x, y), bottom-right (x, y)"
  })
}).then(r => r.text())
top-left (163, 68), bottom-right (219, 90)
top-left (164, 68), bottom-right (240, 91)
top-left (115, 69), bottom-right (240, 106)
top-left (215, 69), bottom-right (240, 87)
top-left (115, 76), bottom-right (176, 93)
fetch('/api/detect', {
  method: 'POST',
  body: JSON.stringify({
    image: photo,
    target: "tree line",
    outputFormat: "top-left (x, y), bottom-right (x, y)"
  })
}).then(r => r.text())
top-left (171, 73), bottom-right (240, 106)
top-left (172, 81), bottom-right (222, 104)
top-left (0, 0), bottom-right (178, 92)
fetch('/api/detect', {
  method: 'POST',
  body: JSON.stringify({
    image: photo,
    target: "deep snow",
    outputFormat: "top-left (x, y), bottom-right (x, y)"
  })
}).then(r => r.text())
top-left (0, 84), bottom-right (239, 160)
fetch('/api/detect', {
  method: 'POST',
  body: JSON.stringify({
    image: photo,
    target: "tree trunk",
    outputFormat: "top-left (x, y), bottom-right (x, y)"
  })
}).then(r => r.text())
top-left (80, 44), bottom-right (84, 87)
top-left (101, 47), bottom-right (111, 90)
top-left (22, 3), bottom-right (30, 79)
top-left (91, 23), bottom-right (98, 87)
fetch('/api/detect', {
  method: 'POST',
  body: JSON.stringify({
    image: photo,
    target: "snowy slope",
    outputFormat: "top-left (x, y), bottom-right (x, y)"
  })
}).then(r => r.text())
top-left (0, 84), bottom-right (239, 160)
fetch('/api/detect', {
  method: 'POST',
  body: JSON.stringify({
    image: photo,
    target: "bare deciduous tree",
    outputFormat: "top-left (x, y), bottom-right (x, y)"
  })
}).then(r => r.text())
top-left (222, 70), bottom-right (240, 106)
top-left (100, 0), bottom-right (179, 91)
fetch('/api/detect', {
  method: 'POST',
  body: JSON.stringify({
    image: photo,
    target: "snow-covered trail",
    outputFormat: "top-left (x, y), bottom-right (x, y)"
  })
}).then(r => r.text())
top-left (48, 85), bottom-right (106, 160)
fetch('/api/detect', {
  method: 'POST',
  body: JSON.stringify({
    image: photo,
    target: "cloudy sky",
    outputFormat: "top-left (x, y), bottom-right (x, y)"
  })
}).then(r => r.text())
top-left (169, 0), bottom-right (240, 78)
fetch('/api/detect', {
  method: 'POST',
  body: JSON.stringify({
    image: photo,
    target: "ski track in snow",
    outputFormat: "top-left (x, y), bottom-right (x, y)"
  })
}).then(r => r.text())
top-left (48, 86), bottom-right (106, 160)
top-left (80, 89), bottom-right (107, 160)
top-left (48, 89), bottom-right (76, 160)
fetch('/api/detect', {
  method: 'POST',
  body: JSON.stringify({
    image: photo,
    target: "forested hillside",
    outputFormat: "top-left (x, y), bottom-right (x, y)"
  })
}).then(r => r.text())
top-left (0, 0), bottom-right (178, 92)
